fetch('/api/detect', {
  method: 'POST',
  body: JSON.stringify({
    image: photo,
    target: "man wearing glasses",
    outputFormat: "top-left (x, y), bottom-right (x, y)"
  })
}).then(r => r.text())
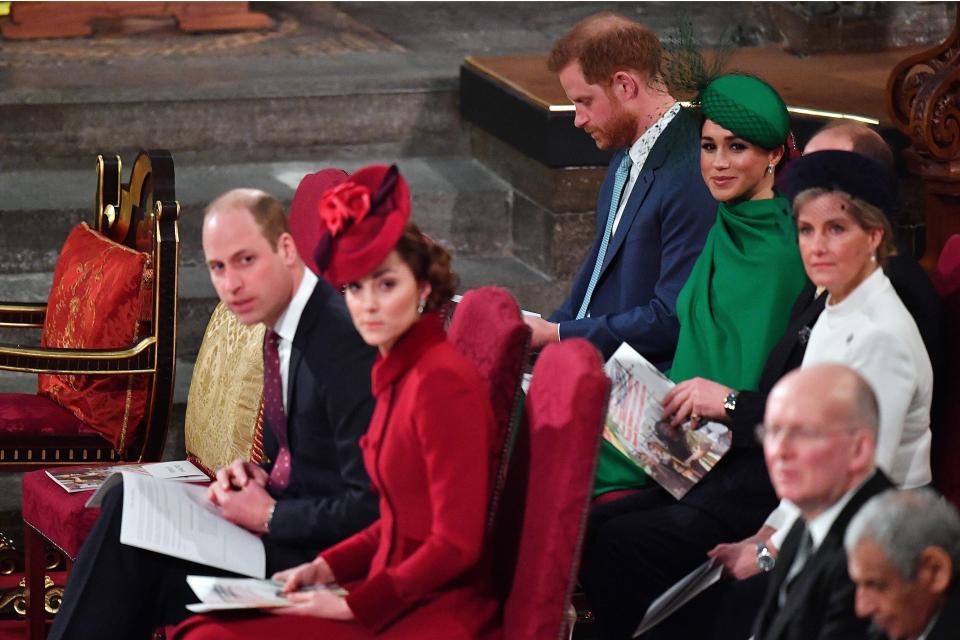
top-left (751, 363), bottom-right (893, 640)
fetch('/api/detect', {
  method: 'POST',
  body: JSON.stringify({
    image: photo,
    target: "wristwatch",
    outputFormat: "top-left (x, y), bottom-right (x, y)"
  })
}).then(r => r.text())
top-left (723, 391), bottom-right (739, 416)
top-left (756, 541), bottom-right (776, 573)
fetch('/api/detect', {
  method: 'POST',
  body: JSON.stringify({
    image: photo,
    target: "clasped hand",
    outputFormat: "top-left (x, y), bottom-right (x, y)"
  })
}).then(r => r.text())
top-left (207, 459), bottom-right (274, 533)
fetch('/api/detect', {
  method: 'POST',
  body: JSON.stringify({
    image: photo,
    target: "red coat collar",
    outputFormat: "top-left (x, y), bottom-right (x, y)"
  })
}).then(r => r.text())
top-left (371, 313), bottom-right (446, 395)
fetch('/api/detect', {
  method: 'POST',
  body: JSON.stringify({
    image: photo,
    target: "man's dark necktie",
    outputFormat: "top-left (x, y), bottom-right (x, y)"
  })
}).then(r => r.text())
top-left (263, 329), bottom-right (291, 490)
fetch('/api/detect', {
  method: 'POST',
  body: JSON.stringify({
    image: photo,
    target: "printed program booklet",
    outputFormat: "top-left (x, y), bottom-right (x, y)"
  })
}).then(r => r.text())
top-left (185, 576), bottom-right (348, 613)
top-left (46, 460), bottom-right (209, 493)
top-left (604, 343), bottom-right (732, 500)
top-left (86, 470), bottom-right (266, 578)
top-left (633, 558), bottom-right (724, 637)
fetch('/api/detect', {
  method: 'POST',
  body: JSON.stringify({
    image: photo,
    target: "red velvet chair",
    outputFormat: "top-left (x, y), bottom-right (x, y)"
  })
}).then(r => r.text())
top-left (932, 233), bottom-right (960, 508)
top-left (11, 150), bottom-right (181, 639)
top-left (446, 286), bottom-right (531, 529)
top-left (494, 338), bottom-right (610, 639)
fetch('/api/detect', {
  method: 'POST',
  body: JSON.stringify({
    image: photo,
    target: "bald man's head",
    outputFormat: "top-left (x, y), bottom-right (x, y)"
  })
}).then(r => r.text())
top-left (805, 121), bottom-right (894, 170)
top-left (762, 364), bottom-right (878, 518)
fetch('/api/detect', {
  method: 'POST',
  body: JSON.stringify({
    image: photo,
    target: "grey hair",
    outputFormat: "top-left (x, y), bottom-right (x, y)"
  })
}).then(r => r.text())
top-left (844, 488), bottom-right (960, 580)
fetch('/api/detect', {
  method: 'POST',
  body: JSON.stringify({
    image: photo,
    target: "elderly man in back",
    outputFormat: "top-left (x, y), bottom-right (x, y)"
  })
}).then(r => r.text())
top-left (845, 489), bottom-right (960, 640)
top-left (751, 363), bottom-right (893, 640)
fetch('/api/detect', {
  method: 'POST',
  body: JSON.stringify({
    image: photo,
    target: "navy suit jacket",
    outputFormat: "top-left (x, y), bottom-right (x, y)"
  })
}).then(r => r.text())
top-left (261, 278), bottom-right (379, 570)
top-left (550, 108), bottom-right (716, 364)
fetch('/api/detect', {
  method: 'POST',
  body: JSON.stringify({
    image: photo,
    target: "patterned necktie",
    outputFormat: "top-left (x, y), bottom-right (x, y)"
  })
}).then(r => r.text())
top-left (263, 329), bottom-right (291, 490)
top-left (576, 151), bottom-right (633, 320)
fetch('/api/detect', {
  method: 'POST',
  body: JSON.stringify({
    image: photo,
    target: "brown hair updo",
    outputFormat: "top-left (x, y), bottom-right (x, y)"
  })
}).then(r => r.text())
top-left (394, 223), bottom-right (459, 313)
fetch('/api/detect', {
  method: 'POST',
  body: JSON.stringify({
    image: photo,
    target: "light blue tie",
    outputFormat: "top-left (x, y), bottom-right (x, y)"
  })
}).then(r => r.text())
top-left (576, 152), bottom-right (633, 320)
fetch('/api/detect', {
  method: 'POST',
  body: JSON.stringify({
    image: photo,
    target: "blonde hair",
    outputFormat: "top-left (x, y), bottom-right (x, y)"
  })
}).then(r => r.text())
top-left (794, 187), bottom-right (897, 265)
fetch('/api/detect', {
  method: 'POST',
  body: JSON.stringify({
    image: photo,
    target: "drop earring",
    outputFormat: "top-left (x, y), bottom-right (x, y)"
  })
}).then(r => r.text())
top-left (767, 163), bottom-right (775, 175)
top-left (417, 298), bottom-right (426, 314)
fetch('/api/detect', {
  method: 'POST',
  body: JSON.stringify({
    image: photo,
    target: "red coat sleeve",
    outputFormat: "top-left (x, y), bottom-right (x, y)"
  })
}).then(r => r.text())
top-left (320, 519), bottom-right (382, 584)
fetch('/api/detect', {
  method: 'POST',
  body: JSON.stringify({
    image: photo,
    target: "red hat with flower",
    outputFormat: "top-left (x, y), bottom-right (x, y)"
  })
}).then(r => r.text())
top-left (314, 164), bottom-right (411, 287)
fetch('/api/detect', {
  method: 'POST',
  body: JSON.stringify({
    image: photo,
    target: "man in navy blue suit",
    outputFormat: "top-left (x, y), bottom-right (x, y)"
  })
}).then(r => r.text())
top-left (524, 12), bottom-right (715, 365)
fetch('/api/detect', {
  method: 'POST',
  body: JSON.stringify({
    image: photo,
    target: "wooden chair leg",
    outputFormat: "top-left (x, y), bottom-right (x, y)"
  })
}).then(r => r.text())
top-left (24, 524), bottom-right (47, 640)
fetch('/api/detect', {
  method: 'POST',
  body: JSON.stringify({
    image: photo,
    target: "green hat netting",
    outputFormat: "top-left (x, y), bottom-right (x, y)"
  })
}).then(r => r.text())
top-left (700, 74), bottom-right (790, 149)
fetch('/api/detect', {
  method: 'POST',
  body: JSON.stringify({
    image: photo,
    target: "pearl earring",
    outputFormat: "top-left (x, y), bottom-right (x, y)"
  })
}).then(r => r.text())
top-left (767, 163), bottom-right (775, 175)
top-left (417, 299), bottom-right (426, 314)
top-left (870, 254), bottom-right (877, 263)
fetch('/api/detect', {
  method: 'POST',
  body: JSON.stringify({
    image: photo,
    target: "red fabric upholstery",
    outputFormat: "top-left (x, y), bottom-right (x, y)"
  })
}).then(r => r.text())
top-left (21, 468), bottom-right (101, 559)
top-left (933, 234), bottom-right (960, 508)
top-left (496, 338), bottom-right (610, 639)
top-left (0, 393), bottom-right (97, 437)
top-left (37, 223), bottom-right (150, 449)
top-left (447, 286), bottom-right (531, 526)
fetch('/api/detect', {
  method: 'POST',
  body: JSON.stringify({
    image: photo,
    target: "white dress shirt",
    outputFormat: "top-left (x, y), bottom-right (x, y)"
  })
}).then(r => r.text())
top-left (271, 268), bottom-right (318, 413)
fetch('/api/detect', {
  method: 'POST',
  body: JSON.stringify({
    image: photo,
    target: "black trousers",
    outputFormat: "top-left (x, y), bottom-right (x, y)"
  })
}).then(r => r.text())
top-left (580, 487), bottom-right (757, 640)
top-left (48, 484), bottom-right (315, 640)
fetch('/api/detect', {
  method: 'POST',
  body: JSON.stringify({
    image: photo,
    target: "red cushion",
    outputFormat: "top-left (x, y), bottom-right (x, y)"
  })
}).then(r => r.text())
top-left (21, 468), bottom-right (101, 559)
top-left (0, 393), bottom-right (98, 437)
top-left (498, 339), bottom-right (609, 638)
top-left (37, 223), bottom-right (149, 450)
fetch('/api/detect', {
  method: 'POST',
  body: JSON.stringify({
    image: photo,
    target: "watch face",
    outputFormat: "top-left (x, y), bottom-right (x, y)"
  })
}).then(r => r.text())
top-left (756, 544), bottom-right (776, 572)
top-left (724, 392), bottom-right (738, 413)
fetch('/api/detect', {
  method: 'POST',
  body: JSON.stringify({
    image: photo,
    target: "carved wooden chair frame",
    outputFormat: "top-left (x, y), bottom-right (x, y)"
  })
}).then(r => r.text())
top-left (0, 149), bottom-right (180, 470)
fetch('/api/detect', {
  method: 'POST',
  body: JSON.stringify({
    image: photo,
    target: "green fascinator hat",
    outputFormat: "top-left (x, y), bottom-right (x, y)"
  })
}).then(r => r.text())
top-left (700, 74), bottom-right (790, 149)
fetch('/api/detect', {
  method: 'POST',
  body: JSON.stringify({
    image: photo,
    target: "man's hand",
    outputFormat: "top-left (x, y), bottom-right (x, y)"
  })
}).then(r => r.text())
top-left (273, 557), bottom-right (335, 593)
top-left (661, 377), bottom-right (733, 427)
top-left (707, 526), bottom-right (778, 580)
top-left (524, 316), bottom-right (560, 350)
top-left (208, 480), bottom-right (276, 533)
top-left (211, 459), bottom-right (269, 493)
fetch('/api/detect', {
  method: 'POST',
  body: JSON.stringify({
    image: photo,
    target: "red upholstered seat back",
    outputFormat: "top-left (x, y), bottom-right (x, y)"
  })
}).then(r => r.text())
top-left (933, 234), bottom-right (960, 508)
top-left (447, 286), bottom-right (531, 526)
top-left (497, 338), bottom-right (609, 640)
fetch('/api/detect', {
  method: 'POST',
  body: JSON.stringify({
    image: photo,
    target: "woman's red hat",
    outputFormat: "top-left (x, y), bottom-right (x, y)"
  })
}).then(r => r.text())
top-left (314, 164), bottom-right (411, 287)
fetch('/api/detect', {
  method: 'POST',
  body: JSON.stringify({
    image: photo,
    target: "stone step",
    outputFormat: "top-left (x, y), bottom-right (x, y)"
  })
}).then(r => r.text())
top-left (0, 48), bottom-right (467, 167)
top-left (0, 153), bottom-right (515, 274)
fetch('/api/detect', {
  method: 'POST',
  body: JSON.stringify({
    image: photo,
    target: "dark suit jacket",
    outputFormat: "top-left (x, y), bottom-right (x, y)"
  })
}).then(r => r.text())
top-left (261, 278), bottom-right (379, 566)
top-left (753, 471), bottom-right (894, 640)
top-left (550, 108), bottom-right (716, 364)
top-left (926, 583), bottom-right (960, 640)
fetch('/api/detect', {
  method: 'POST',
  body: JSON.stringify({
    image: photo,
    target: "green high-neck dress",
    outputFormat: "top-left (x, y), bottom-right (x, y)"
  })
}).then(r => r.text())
top-left (594, 194), bottom-right (806, 496)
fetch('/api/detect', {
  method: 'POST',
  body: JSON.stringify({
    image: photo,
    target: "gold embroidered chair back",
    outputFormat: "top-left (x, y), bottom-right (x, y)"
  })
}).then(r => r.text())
top-left (185, 302), bottom-right (265, 474)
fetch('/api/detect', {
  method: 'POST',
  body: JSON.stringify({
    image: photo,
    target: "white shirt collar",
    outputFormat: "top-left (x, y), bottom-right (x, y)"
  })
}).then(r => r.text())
top-left (273, 267), bottom-right (317, 342)
top-left (806, 473), bottom-right (871, 551)
top-left (627, 102), bottom-right (681, 168)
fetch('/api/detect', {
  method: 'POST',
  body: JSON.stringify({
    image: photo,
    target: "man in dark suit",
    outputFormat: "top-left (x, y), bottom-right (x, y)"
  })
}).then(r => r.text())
top-left (845, 489), bottom-right (960, 640)
top-left (752, 363), bottom-right (892, 640)
top-left (49, 189), bottom-right (378, 640)
top-left (523, 12), bottom-right (714, 365)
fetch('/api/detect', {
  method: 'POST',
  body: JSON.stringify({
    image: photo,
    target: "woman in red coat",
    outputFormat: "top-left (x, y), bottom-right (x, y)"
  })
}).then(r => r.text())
top-left (175, 165), bottom-right (500, 640)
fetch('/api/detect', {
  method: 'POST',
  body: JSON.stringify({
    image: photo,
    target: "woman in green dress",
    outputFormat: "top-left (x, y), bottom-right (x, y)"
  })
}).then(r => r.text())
top-left (583, 73), bottom-right (809, 640)
top-left (596, 74), bottom-right (807, 498)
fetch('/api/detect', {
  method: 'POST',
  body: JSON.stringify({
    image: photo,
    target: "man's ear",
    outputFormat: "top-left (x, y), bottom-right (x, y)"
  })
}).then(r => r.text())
top-left (611, 70), bottom-right (640, 100)
top-left (916, 547), bottom-right (953, 596)
top-left (276, 232), bottom-right (300, 267)
top-left (849, 428), bottom-right (875, 473)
